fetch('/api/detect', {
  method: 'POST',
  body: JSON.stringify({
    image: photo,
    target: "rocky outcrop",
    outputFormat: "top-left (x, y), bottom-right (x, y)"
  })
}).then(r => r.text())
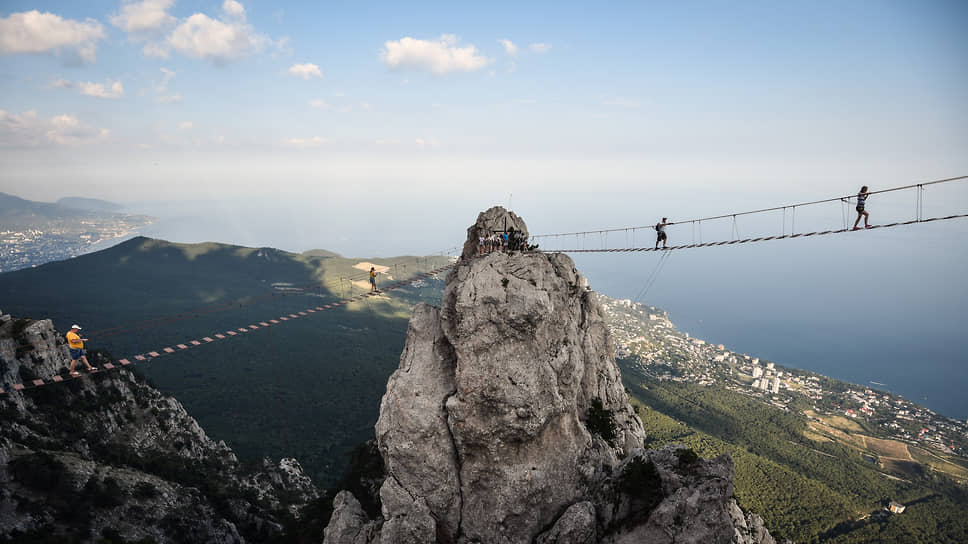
top-left (323, 208), bottom-right (783, 543)
top-left (460, 205), bottom-right (528, 259)
top-left (0, 312), bottom-right (318, 543)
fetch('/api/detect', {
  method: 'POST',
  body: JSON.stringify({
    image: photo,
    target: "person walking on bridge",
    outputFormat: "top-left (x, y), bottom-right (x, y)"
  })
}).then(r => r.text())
top-left (66, 324), bottom-right (96, 376)
top-left (853, 186), bottom-right (872, 230)
top-left (655, 218), bottom-right (669, 249)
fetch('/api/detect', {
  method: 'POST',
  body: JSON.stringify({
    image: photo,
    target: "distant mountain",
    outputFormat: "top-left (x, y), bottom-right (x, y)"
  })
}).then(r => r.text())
top-left (0, 235), bottom-right (452, 487)
top-left (0, 191), bottom-right (80, 221)
top-left (302, 248), bottom-right (343, 258)
top-left (0, 191), bottom-right (154, 272)
top-left (57, 196), bottom-right (123, 212)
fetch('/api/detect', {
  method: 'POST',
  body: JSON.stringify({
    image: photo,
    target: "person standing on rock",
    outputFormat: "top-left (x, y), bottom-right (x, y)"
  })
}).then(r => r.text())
top-left (655, 218), bottom-right (669, 249)
top-left (66, 324), bottom-right (96, 376)
top-left (853, 185), bottom-right (872, 230)
top-left (369, 267), bottom-right (378, 292)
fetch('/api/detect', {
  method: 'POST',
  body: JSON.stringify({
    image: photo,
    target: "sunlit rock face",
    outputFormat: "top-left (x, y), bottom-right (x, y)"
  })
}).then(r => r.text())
top-left (323, 208), bottom-right (782, 544)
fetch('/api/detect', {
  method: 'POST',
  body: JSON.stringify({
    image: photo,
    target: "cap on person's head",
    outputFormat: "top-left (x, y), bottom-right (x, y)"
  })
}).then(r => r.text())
top-left (71, 324), bottom-right (82, 330)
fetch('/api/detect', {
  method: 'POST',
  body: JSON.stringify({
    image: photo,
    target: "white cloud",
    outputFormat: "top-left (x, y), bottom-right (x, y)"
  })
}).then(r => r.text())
top-left (153, 68), bottom-right (181, 103)
top-left (78, 79), bottom-right (125, 99)
top-left (0, 10), bottom-right (106, 63)
top-left (285, 136), bottom-right (329, 148)
top-left (309, 98), bottom-right (328, 109)
top-left (380, 34), bottom-right (491, 75)
top-left (110, 0), bottom-right (176, 34)
top-left (529, 42), bottom-right (552, 54)
top-left (498, 38), bottom-right (518, 56)
top-left (179, 121), bottom-right (193, 129)
top-left (143, 42), bottom-right (170, 58)
top-left (414, 137), bottom-right (439, 149)
top-left (222, 0), bottom-right (246, 19)
top-left (288, 63), bottom-right (322, 80)
top-left (168, 7), bottom-right (272, 64)
top-left (0, 109), bottom-right (108, 146)
top-left (360, 102), bottom-right (371, 111)
top-left (49, 78), bottom-right (125, 99)
top-left (158, 67), bottom-right (176, 88)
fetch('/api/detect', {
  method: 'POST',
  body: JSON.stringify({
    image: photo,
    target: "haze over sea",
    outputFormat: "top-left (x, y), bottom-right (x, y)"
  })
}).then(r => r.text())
top-left (4, 1), bottom-right (965, 420)
top-left (108, 181), bottom-right (968, 422)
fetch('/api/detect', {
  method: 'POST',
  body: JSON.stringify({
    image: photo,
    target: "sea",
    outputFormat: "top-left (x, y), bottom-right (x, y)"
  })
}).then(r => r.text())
top-left (98, 195), bottom-right (968, 421)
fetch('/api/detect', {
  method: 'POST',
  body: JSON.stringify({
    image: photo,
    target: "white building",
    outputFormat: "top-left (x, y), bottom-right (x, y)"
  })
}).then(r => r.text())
top-left (771, 379), bottom-right (781, 394)
top-left (766, 362), bottom-right (775, 370)
top-left (752, 367), bottom-right (763, 379)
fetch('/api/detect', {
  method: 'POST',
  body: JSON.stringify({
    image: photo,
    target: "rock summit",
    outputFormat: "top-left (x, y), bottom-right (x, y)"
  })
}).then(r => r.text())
top-left (324, 207), bottom-right (779, 544)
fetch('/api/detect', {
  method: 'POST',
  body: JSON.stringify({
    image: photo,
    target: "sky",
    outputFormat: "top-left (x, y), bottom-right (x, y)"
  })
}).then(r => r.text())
top-left (0, 0), bottom-right (966, 208)
top-left (2, 1), bottom-right (968, 417)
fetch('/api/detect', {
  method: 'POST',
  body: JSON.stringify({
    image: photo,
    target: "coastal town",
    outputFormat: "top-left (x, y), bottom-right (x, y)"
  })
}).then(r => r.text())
top-left (0, 215), bottom-right (153, 273)
top-left (600, 296), bottom-right (968, 468)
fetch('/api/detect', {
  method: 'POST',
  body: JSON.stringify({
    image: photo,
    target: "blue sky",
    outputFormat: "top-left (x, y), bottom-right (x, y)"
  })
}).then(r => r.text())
top-left (2, 1), bottom-right (968, 417)
top-left (0, 0), bottom-right (966, 204)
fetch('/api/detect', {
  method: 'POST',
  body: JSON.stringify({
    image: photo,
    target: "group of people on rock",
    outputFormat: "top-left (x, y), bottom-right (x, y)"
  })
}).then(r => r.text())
top-left (478, 227), bottom-right (530, 255)
top-left (651, 185), bottom-right (873, 249)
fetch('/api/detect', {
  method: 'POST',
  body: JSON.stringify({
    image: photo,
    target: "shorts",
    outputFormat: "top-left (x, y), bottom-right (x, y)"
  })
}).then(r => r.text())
top-left (856, 205), bottom-right (865, 213)
top-left (69, 348), bottom-right (86, 360)
top-left (370, 277), bottom-right (376, 285)
top-left (657, 232), bottom-right (667, 241)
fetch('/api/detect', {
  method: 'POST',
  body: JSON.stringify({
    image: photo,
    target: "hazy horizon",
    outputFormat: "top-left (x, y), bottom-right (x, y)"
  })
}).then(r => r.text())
top-left (2, 0), bottom-right (966, 417)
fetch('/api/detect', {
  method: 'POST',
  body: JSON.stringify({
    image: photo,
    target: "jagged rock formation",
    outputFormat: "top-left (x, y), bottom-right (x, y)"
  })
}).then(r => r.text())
top-left (0, 310), bottom-right (318, 542)
top-left (323, 207), bottom-right (783, 543)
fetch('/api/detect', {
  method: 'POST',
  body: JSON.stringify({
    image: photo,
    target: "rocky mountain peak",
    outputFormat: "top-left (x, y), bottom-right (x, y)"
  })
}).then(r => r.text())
top-left (324, 209), bottom-right (782, 543)
top-left (460, 206), bottom-right (528, 259)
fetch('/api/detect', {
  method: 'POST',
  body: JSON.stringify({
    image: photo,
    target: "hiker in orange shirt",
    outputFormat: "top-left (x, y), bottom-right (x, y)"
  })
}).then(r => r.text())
top-left (66, 324), bottom-right (96, 376)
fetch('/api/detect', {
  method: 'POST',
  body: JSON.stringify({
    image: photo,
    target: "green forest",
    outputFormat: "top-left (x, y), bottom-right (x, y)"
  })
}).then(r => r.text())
top-left (0, 236), bottom-right (451, 486)
top-left (621, 362), bottom-right (968, 543)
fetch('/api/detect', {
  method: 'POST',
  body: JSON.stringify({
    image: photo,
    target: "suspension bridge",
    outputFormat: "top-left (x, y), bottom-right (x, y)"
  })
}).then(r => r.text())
top-left (2, 175), bottom-right (965, 395)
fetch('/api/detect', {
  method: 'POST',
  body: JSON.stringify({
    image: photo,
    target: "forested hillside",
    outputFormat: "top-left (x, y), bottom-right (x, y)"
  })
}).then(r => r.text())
top-left (622, 366), bottom-right (968, 543)
top-left (0, 236), bottom-right (451, 486)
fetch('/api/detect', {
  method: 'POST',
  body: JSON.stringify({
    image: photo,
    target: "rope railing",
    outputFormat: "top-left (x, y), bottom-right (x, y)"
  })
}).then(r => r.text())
top-left (530, 175), bottom-right (968, 244)
top-left (542, 213), bottom-right (968, 253)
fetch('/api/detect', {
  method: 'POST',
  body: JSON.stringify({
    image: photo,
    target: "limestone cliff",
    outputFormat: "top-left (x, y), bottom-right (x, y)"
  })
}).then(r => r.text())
top-left (323, 207), bottom-right (783, 544)
top-left (0, 310), bottom-right (318, 542)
